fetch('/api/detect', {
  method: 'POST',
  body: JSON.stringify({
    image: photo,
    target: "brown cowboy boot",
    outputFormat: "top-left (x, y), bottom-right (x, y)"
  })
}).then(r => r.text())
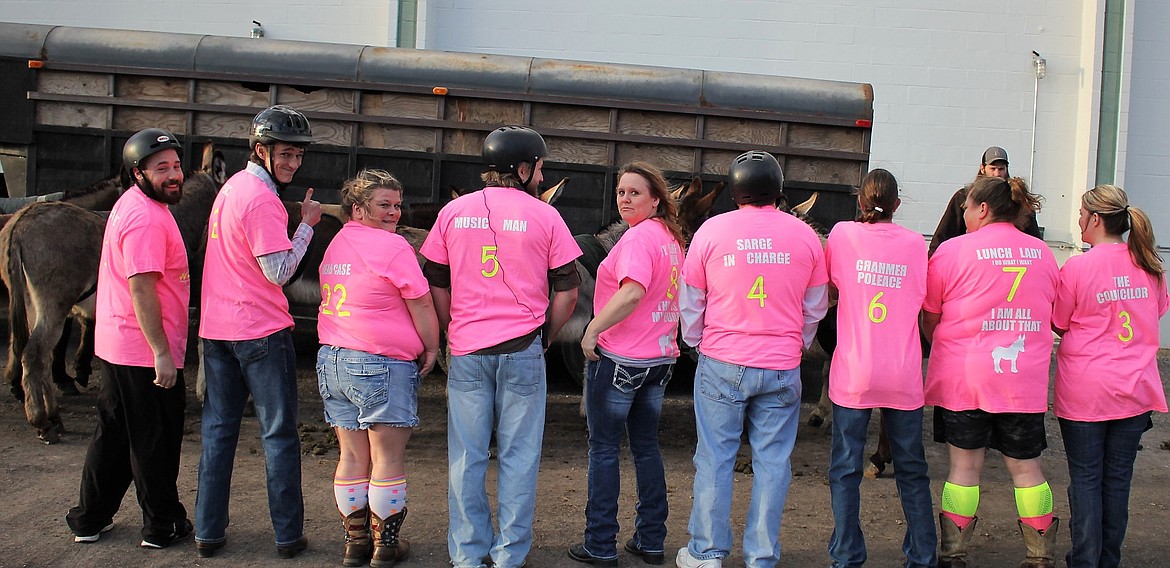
top-left (1018, 518), bottom-right (1060, 568)
top-left (938, 513), bottom-right (978, 568)
top-left (370, 507), bottom-right (410, 568)
top-left (342, 508), bottom-right (373, 567)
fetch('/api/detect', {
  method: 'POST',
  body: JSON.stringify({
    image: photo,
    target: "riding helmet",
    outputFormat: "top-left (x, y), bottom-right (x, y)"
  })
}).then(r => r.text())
top-left (482, 126), bottom-right (548, 173)
top-left (729, 150), bottom-right (784, 206)
top-left (249, 105), bottom-right (314, 148)
top-left (123, 128), bottom-right (183, 172)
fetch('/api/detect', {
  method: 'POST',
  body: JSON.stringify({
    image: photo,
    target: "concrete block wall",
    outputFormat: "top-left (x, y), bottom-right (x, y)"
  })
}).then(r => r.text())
top-left (0, 0), bottom-right (396, 47)
top-left (422, 0), bottom-right (1095, 243)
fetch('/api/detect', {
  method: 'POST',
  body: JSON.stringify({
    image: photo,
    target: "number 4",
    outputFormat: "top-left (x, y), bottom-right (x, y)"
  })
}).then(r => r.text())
top-left (747, 276), bottom-right (767, 307)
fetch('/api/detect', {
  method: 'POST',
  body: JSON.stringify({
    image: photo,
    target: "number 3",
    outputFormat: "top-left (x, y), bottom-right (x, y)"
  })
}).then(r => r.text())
top-left (1118, 310), bottom-right (1134, 342)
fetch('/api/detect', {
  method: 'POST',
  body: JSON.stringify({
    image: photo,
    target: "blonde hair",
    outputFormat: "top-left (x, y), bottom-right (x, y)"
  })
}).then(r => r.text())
top-left (1082, 184), bottom-right (1163, 278)
top-left (339, 169), bottom-right (403, 222)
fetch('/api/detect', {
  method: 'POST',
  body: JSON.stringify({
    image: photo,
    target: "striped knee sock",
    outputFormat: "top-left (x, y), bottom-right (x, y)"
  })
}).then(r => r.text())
top-left (370, 476), bottom-right (407, 519)
top-left (941, 481), bottom-right (980, 530)
top-left (1015, 482), bottom-right (1054, 532)
top-left (334, 476), bottom-right (370, 515)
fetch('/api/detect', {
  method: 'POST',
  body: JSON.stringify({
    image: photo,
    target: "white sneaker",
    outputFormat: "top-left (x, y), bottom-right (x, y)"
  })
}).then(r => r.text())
top-left (676, 547), bottom-right (722, 568)
top-left (74, 522), bottom-right (115, 543)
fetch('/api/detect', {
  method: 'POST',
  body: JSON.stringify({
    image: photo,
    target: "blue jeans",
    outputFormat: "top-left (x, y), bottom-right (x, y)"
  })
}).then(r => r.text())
top-left (828, 404), bottom-right (937, 568)
top-left (317, 345), bottom-right (421, 429)
top-left (582, 355), bottom-right (673, 559)
top-left (447, 337), bottom-right (545, 568)
top-left (1059, 413), bottom-right (1150, 568)
top-left (196, 330), bottom-right (304, 546)
top-left (685, 354), bottom-right (801, 568)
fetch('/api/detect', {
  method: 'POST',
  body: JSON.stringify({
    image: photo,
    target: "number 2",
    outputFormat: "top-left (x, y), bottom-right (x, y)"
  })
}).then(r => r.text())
top-left (320, 283), bottom-right (351, 317)
top-left (747, 275), bottom-right (767, 307)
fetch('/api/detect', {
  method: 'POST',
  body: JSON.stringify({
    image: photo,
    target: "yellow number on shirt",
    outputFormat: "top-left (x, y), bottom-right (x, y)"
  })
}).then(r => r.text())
top-left (1118, 310), bottom-right (1134, 342)
top-left (1002, 266), bottom-right (1027, 302)
top-left (320, 283), bottom-right (351, 317)
top-left (481, 245), bottom-right (500, 278)
top-left (747, 275), bottom-right (767, 308)
top-left (868, 292), bottom-right (888, 324)
top-left (209, 207), bottom-right (220, 239)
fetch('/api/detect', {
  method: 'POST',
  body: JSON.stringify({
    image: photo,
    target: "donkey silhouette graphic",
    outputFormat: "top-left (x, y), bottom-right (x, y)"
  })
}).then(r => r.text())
top-left (992, 334), bottom-right (1027, 374)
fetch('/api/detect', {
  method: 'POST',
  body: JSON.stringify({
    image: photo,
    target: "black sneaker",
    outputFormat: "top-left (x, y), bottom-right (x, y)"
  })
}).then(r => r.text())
top-left (140, 519), bottom-right (193, 549)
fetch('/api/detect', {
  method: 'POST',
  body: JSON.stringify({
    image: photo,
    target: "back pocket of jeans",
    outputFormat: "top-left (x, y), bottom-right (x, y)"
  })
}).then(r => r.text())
top-left (344, 362), bottom-right (389, 408)
top-left (612, 364), bottom-right (649, 394)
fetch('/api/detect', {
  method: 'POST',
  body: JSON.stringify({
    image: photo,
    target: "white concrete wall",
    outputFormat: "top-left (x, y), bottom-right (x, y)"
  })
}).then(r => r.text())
top-left (0, 0), bottom-right (396, 46)
top-left (421, 0), bottom-right (1097, 245)
top-left (1123, 1), bottom-right (1170, 346)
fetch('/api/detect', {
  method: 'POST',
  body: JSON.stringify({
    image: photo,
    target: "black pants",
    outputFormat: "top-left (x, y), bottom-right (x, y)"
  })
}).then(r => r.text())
top-left (65, 359), bottom-right (188, 541)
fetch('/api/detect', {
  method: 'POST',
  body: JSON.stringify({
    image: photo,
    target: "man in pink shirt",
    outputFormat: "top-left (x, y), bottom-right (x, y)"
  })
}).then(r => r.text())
top-left (66, 128), bottom-right (193, 548)
top-left (195, 106), bottom-right (321, 560)
top-left (421, 126), bottom-right (581, 568)
top-left (677, 151), bottom-right (829, 568)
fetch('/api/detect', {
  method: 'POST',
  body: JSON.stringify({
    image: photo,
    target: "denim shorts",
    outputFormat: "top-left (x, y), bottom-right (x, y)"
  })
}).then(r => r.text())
top-left (317, 345), bottom-right (420, 429)
top-left (933, 407), bottom-right (1047, 460)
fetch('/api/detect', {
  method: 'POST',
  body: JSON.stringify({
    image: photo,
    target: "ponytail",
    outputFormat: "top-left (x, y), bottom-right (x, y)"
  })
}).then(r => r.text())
top-left (856, 168), bottom-right (898, 223)
top-left (1083, 184), bottom-right (1164, 279)
top-left (967, 176), bottom-right (1042, 224)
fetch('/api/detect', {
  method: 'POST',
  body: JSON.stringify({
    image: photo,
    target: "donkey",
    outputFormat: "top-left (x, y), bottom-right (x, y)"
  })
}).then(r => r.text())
top-left (2, 151), bottom-right (223, 443)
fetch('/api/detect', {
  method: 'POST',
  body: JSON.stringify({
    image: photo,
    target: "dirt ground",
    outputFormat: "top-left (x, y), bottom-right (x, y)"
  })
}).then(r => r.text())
top-left (2, 335), bottom-right (1170, 568)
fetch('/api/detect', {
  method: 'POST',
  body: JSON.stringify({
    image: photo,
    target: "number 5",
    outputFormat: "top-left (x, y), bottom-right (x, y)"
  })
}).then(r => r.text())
top-left (481, 245), bottom-right (500, 278)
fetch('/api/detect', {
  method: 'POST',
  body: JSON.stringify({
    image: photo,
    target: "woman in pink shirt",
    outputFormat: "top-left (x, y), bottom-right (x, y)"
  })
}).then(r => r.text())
top-left (1052, 185), bottom-right (1168, 568)
top-left (316, 169), bottom-right (439, 567)
top-left (824, 169), bottom-right (935, 568)
top-left (923, 176), bottom-right (1060, 567)
top-left (569, 162), bottom-right (685, 567)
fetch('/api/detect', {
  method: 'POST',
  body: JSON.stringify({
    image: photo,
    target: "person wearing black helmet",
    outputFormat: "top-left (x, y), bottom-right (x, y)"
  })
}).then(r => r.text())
top-left (676, 151), bottom-right (828, 568)
top-left (66, 128), bottom-right (193, 549)
top-left (420, 125), bottom-right (582, 568)
top-left (194, 105), bottom-right (321, 559)
top-left (929, 146), bottom-right (1041, 256)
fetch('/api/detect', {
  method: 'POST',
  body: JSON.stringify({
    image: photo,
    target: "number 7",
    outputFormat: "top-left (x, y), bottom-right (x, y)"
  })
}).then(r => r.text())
top-left (1002, 266), bottom-right (1027, 302)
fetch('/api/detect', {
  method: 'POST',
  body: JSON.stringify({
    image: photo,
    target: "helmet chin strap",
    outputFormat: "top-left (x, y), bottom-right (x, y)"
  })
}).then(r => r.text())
top-left (260, 143), bottom-right (289, 191)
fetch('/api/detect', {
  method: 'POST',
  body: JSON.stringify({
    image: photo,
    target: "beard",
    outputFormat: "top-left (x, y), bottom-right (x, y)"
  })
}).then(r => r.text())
top-left (140, 175), bottom-right (183, 205)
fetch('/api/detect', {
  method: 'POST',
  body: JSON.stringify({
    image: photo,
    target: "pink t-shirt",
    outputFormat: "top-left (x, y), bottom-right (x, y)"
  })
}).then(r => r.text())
top-left (594, 219), bottom-right (682, 360)
top-left (681, 206), bottom-right (827, 370)
top-left (199, 167), bottom-right (296, 340)
top-left (317, 222), bottom-right (430, 361)
top-left (924, 223), bottom-right (1059, 413)
top-left (95, 186), bottom-right (190, 368)
top-left (420, 187), bottom-right (581, 355)
top-left (1053, 243), bottom-right (1169, 421)
top-left (825, 221), bottom-right (927, 410)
